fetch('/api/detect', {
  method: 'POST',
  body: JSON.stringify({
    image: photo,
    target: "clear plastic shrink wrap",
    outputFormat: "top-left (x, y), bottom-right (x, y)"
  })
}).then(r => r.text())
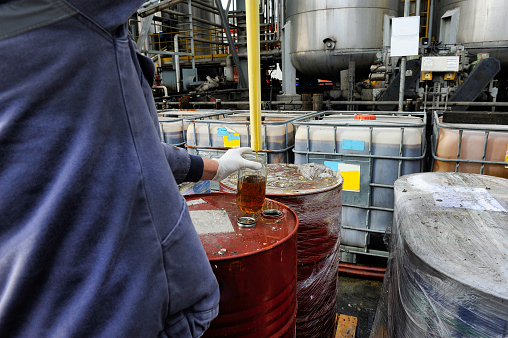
top-left (221, 163), bottom-right (343, 338)
top-left (371, 172), bottom-right (508, 338)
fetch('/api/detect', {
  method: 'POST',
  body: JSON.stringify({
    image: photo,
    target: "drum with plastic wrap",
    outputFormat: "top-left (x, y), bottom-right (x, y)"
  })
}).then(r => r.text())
top-left (221, 163), bottom-right (343, 337)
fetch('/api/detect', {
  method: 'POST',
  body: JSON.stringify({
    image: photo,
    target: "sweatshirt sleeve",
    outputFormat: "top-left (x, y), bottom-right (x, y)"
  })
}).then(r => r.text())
top-left (161, 143), bottom-right (204, 184)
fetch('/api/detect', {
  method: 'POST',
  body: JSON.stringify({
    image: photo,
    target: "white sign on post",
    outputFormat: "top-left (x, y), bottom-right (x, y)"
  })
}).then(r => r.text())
top-left (391, 16), bottom-right (420, 57)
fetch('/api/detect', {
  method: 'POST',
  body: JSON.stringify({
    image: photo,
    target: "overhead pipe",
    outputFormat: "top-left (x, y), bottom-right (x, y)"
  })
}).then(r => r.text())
top-left (187, 15), bottom-right (224, 28)
top-left (338, 263), bottom-right (386, 280)
top-left (427, 0), bottom-right (434, 44)
top-left (235, 49), bottom-right (281, 58)
top-left (398, 0), bottom-right (410, 112)
top-left (187, 0), bottom-right (196, 70)
top-left (152, 86), bottom-right (169, 97)
top-left (225, 56), bottom-right (234, 82)
top-left (277, 0), bottom-right (282, 46)
top-left (174, 34), bottom-right (181, 93)
top-left (164, 100), bottom-right (508, 108)
top-left (214, 0), bottom-right (247, 88)
top-left (138, 0), bottom-right (187, 17)
top-left (192, 0), bottom-right (220, 14)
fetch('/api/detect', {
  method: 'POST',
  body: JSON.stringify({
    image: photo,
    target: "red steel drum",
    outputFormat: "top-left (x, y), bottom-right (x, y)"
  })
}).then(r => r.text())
top-left (186, 193), bottom-right (298, 337)
top-left (220, 164), bottom-right (343, 338)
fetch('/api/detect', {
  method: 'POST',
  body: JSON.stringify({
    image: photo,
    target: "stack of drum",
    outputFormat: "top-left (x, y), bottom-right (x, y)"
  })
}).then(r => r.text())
top-left (222, 163), bottom-right (343, 337)
top-left (374, 172), bottom-right (508, 336)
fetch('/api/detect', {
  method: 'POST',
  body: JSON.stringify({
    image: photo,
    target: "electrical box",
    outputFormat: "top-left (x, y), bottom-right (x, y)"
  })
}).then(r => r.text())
top-left (421, 56), bottom-right (460, 72)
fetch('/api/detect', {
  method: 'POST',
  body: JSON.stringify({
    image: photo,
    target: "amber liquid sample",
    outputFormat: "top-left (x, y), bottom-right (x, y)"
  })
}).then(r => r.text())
top-left (237, 175), bottom-right (267, 213)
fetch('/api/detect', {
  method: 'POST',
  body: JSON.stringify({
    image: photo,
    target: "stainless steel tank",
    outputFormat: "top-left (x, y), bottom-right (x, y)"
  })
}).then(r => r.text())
top-left (286, 0), bottom-right (400, 80)
top-left (435, 0), bottom-right (508, 66)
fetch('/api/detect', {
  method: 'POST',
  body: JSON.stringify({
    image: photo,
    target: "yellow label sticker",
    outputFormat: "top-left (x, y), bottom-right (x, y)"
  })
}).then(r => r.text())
top-left (323, 161), bottom-right (361, 192)
top-left (341, 170), bottom-right (361, 191)
top-left (505, 146), bottom-right (508, 168)
top-left (223, 134), bottom-right (241, 147)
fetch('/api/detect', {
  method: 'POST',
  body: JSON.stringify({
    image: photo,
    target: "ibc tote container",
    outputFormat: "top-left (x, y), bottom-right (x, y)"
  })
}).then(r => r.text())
top-left (157, 109), bottom-right (232, 146)
top-left (185, 111), bottom-right (315, 164)
top-left (432, 111), bottom-right (508, 178)
top-left (294, 112), bottom-right (426, 261)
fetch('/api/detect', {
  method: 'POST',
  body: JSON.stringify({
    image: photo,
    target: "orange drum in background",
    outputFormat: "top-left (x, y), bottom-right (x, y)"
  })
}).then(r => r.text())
top-left (186, 193), bottom-right (298, 338)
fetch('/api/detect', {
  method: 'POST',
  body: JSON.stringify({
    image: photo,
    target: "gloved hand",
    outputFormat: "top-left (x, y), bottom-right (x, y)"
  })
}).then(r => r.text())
top-left (212, 147), bottom-right (263, 181)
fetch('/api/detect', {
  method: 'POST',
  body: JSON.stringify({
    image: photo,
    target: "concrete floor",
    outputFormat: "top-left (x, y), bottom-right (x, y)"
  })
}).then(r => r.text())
top-left (336, 275), bottom-right (384, 338)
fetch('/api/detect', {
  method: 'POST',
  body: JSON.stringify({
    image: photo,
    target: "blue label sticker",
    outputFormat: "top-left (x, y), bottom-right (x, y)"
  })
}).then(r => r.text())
top-left (342, 139), bottom-right (365, 151)
top-left (217, 128), bottom-right (230, 136)
top-left (323, 161), bottom-right (345, 172)
top-left (227, 135), bottom-right (240, 141)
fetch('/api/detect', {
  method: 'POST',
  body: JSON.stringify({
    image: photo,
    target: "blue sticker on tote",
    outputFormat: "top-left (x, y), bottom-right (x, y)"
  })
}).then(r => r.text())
top-left (217, 128), bottom-right (230, 136)
top-left (342, 139), bottom-right (365, 151)
top-left (323, 161), bottom-right (344, 172)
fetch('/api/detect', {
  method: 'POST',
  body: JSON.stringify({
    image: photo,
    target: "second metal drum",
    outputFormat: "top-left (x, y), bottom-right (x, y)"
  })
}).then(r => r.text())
top-left (221, 163), bottom-right (343, 338)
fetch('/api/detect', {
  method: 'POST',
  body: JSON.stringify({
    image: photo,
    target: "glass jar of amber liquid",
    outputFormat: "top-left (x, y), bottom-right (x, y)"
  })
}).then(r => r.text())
top-left (237, 152), bottom-right (267, 213)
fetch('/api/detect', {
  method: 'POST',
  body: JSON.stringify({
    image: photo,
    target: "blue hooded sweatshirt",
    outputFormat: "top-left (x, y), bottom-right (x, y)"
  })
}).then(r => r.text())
top-left (0, 0), bottom-right (219, 336)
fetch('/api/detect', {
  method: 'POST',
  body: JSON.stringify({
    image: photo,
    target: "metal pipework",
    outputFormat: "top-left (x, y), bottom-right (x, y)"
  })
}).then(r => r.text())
top-left (225, 56), bottom-right (234, 82)
top-left (370, 65), bottom-right (388, 73)
top-left (398, 0), bottom-right (410, 112)
top-left (427, 0), bottom-right (434, 44)
top-left (192, 0), bottom-right (220, 14)
top-left (214, 0), bottom-right (247, 88)
top-left (174, 34), bottom-right (181, 93)
top-left (152, 86), bottom-right (168, 97)
top-left (398, 58), bottom-right (407, 112)
top-left (369, 73), bottom-right (386, 81)
top-left (138, 0), bottom-right (187, 17)
top-left (164, 100), bottom-right (508, 108)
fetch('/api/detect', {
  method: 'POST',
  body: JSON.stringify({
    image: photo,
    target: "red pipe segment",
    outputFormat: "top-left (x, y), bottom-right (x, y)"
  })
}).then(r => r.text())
top-left (338, 263), bottom-right (386, 280)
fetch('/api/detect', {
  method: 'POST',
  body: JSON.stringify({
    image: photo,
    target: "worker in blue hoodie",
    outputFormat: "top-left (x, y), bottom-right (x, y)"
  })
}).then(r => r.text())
top-left (0, 0), bottom-right (261, 337)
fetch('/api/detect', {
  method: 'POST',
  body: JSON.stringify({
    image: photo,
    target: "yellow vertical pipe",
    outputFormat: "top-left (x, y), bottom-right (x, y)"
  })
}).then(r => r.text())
top-left (245, 0), bottom-right (262, 152)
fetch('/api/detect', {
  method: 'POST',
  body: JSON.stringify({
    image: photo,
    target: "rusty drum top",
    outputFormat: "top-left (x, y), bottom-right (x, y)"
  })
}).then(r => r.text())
top-left (187, 193), bottom-right (298, 260)
top-left (221, 163), bottom-right (342, 197)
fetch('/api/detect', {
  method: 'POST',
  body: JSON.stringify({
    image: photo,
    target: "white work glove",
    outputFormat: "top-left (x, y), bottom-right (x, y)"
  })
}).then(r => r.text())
top-left (212, 147), bottom-right (262, 181)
